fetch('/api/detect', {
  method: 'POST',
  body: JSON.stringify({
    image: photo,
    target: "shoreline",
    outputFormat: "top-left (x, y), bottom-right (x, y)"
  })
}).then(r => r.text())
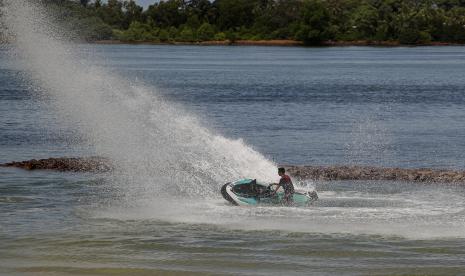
top-left (92, 39), bottom-right (303, 47)
top-left (92, 39), bottom-right (464, 47)
top-left (2, 157), bottom-right (465, 183)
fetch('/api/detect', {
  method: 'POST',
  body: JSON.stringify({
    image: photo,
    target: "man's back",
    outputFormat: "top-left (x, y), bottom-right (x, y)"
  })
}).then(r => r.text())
top-left (279, 174), bottom-right (294, 194)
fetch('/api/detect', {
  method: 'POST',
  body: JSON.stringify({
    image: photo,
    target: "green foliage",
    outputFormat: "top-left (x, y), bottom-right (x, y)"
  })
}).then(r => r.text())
top-left (225, 30), bottom-right (238, 42)
top-left (168, 26), bottom-right (179, 39)
top-left (122, 0), bottom-right (144, 29)
top-left (94, 0), bottom-right (102, 9)
top-left (350, 4), bottom-right (379, 39)
top-left (215, 0), bottom-right (260, 30)
top-left (197, 22), bottom-right (215, 41)
top-left (296, 0), bottom-right (332, 45)
top-left (398, 27), bottom-right (421, 44)
top-left (214, 32), bottom-right (227, 40)
top-left (98, 0), bottom-right (124, 28)
top-left (146, 0), bottom-right (186, 28)
top-left (177, 26), bottom-right (195, 42)
top-left (442, 7), bottom-right (465, 42)
top-left (158, 29), bottom-right (170, 42)
top-left (186, 15), bottom-right (201, 29)
top-left (4, 0), bottom-right (465, 45)
top-left (114, 21), bottom-right (157, 41)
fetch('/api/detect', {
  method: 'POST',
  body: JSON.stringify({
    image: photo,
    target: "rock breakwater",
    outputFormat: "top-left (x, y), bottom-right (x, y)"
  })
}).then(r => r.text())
top-left (0, 157), bottom-right (112, 172)
top-left (2, 157), bottom-right (465, 183)
top-left (285, 165), bottom-right (465, 183)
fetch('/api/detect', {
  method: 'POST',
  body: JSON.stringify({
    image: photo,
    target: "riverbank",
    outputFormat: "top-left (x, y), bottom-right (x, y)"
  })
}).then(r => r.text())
top-left (3, 157), bottom-right (465, 183)
top-left (92, 39), bottom-right (464, 47)
top-left (93, 39), bottom-right (304, 47)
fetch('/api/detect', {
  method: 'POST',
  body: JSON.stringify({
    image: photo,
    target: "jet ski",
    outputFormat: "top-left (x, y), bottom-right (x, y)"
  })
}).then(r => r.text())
top-left (221, 178), bottom-right (318, 206)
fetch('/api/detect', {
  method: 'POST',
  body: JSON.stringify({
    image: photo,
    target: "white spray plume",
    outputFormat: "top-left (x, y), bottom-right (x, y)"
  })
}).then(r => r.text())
top-left (2, 0), bottom-right (277, 200)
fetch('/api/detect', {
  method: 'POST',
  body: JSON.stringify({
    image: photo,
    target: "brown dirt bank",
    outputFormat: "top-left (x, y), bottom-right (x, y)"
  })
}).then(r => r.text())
top-left (92, 39), bottom-right (463, 47)
top-left (2, 157), bottom-right (465, 183)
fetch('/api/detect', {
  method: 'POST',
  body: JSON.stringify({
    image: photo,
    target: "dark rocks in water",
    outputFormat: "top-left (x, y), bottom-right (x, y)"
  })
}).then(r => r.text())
top-left (2, 157), bottom-right (465, 183)
top-left (0, 157), bottom-right (112, 172)
top-left (285, 165), bottom-right (465, 183)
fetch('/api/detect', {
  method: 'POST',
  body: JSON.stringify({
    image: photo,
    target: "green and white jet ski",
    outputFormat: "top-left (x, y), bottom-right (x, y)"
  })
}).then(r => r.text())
top-left (221, 178), bottom-right (318, 206)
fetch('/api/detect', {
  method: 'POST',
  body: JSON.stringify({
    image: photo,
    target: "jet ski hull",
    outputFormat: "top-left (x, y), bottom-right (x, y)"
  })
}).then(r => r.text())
top-left (221, 178), bottom-right (318, 206)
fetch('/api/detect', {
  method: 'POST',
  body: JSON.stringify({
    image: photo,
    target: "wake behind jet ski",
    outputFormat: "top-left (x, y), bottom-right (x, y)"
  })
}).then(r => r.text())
top-left (221, 178), bottom-right (318, 206)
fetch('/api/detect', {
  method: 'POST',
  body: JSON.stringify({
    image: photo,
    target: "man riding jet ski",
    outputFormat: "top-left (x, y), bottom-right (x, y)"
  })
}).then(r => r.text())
top-left (221, 168), bottom-right (318, 206)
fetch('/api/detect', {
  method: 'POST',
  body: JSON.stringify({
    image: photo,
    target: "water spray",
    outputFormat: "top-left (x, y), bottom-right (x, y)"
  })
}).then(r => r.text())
top-left (1, 0), bottom-right (277, 202)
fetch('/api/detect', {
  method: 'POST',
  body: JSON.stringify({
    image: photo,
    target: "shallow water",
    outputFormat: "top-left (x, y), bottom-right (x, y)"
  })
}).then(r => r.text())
top-left (2, 169), bottom-right (465, 275)
top-left (2, 45), bottom-right (465, 275)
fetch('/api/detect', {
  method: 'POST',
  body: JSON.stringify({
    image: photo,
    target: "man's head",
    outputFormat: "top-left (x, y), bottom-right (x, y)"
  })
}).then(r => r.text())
top-left (278, 167), bottom-right (285, 176)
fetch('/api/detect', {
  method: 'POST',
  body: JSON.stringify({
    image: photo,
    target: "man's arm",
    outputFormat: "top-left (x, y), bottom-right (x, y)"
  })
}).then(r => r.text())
top-left (273, 183), bottom-right (282, 194)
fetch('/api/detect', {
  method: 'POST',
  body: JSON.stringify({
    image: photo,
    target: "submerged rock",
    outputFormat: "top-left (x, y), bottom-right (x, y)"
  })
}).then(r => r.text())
top-left (0, 157), bottom-right (112, 172)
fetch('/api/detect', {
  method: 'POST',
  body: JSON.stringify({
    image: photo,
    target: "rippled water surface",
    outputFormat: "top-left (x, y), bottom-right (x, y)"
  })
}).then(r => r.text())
top-left (2, 45), bottom-right (465, 275)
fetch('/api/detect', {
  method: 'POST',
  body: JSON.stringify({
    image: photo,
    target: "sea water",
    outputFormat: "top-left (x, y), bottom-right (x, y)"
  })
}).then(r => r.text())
top-left (1, 2), bottom-right (465, 275)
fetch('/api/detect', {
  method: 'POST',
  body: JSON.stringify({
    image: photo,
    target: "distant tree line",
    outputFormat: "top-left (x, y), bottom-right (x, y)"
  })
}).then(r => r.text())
top-left (3, 0), bottom-right (465, 45)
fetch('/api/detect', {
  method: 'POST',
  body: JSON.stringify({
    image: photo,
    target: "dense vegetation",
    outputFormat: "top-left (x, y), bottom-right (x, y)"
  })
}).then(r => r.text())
top-left (3, 0), bottom-right (465, 45)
